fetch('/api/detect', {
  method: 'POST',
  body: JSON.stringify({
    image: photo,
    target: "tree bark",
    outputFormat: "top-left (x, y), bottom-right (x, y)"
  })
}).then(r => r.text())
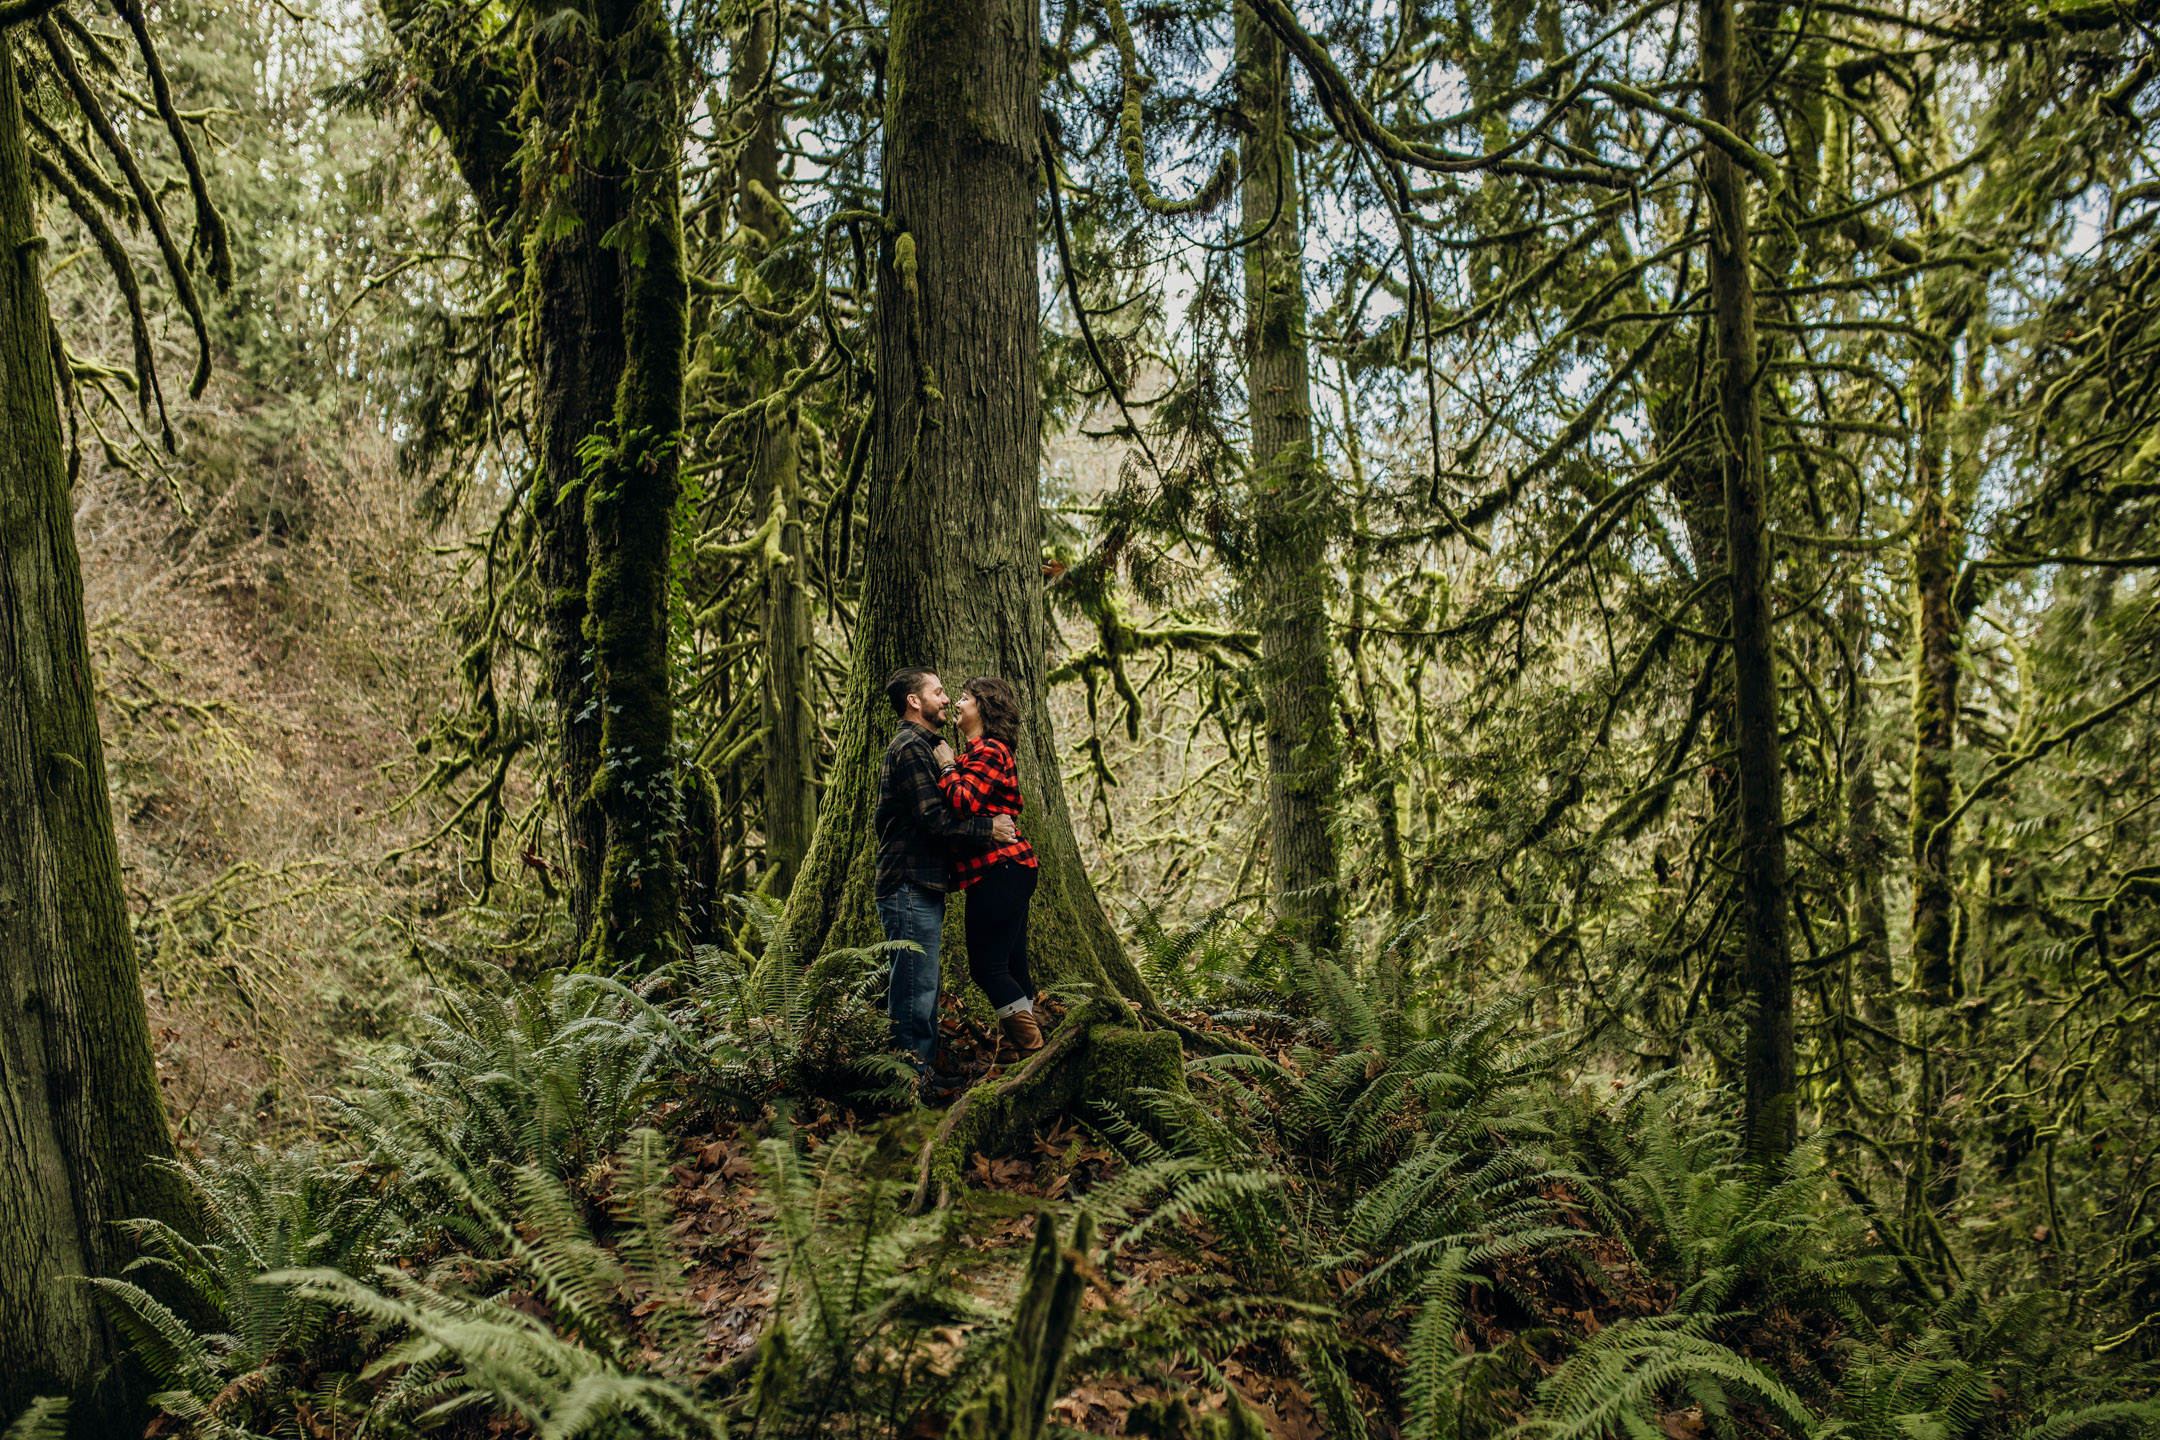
top-left (780, 0), bottom-right (1149, 1006)
top-left (523, 45), bottom-right (618, 942)
top-left (733, 7), bottom-right (816, 898)
top-left (390, 0), bottom-right (686, 963)
top-left (1236, 1), bottom-right (1343, 952)
top-left (578, 0), bottom-right (687, 971)
top-left (1907, 334), bottom-right (1962, 1015)
top-left (386, 0), bottom-right (611, 935)
top-left (1839, 586), bottom-right (1896, 1037)
top-left (0, 37), bottom-right (194, 1427)
top-left (1699, 0), bottom-right (1795, 1162)
top-left (1907, 293), bottom-right (1973, 1213)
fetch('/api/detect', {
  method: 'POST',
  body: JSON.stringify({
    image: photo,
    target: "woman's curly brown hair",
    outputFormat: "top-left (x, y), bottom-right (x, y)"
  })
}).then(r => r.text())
top-left (962, 676), bottom-right (1022, 749)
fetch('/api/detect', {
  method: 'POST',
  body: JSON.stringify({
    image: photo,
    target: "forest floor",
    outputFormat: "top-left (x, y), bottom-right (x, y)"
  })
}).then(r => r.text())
top-left (579, 1001), bottom-right (1844, 1440)
top-left (80, 425), bottom-right (487, 1137)
top-left (639, 1114), bottom-right (1336, 1439)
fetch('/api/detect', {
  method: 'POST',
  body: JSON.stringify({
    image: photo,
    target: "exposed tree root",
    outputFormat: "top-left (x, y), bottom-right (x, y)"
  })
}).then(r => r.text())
top-left (1152, 1011), bottom-right (1263, 1058)
top-left (910, 1001), bottom-right (1186, 1212)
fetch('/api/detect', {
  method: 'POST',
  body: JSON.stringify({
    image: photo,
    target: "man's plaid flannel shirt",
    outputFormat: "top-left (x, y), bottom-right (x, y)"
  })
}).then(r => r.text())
top-left (875, 721), bottom-right (994, 896)
top-left (937, 736), bottom-right (1037, 889)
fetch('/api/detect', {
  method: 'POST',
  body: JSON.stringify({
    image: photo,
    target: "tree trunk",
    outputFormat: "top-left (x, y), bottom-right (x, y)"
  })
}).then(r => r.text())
top-left (1907, 341), bottom-right (1961, 1015)
top-left (734, 7), bottom-right (816, 897)
top-left (391, 0), bottom-right (686, 962)
top-left (1908, 562), bottom-right (1956, 1014)
top-left (1699, 0), bottom-right (1795, 1163)
top-left (524, 86), bottom-right (618, 940)
top-left (579, 0), bottom-right (687, 971)
top-left (1839, 586), bottom-right (1897, 1037)
top-left (0, 37), bottom-right (195, 1427)
top-left (388, 0), bottom-right (615, 937)
top-left (1236, 1), bottom-right (1342, 953)
top-left (780, 0), bottom-right (1149, 1006)
top-left (1907, 294), bottom-right (1971, 1214)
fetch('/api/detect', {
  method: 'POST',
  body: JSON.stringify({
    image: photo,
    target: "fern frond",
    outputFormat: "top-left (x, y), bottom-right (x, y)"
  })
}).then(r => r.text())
top-left (2013, 1401), bottom-right (2160, 1440)
top-left (88, 1276), bottom-right (226, 1400)
top-left (1, 1398), bottom-right (69, 1440)
top-left (1512, 1315), bottom-right (1815, 1440)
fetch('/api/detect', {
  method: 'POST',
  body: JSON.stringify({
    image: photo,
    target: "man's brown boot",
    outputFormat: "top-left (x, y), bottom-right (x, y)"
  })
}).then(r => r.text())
top-left (999, 1008), bottom-right (1044, 1059)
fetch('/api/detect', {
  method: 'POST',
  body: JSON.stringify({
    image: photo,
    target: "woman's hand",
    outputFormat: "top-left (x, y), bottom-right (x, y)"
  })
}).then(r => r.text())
top-left (933, 739), bottom-right (956, 768)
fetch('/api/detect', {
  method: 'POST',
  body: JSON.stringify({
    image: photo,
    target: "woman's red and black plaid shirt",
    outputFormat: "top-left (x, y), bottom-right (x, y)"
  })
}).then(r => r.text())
top-left (938, 736), bottom-right (1037, 889)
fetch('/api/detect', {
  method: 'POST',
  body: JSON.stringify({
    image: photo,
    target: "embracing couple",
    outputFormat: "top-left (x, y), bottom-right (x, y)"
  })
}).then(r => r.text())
top-left (873, 667), bottom-right (1043, 1092)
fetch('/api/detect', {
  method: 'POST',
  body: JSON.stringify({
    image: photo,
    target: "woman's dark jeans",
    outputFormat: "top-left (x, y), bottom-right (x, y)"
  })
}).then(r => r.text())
top-left (965, 861), bottom-right (1037, 1011)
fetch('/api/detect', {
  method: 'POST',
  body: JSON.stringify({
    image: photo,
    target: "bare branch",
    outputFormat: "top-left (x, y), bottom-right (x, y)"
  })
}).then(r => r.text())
top-left (0, 0), bottom-right (66, 30)
top-left (27, 147), bottom-right (171, 439)
top-left (37, 14), bottom-right (213, 396)
top-left (105, 0), bottom-right (233, 291)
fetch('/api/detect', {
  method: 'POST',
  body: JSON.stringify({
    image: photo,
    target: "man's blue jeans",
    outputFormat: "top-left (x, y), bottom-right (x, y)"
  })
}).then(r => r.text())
top-left (876, 883), bottom-right (945, 1068)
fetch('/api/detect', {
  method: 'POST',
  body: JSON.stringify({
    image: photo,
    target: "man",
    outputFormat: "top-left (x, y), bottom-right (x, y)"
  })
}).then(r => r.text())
top-left (875, 667), bottom-right (1019, 1086)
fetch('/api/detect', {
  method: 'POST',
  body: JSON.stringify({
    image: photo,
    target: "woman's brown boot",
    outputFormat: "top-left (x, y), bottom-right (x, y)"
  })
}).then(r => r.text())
top-left (999, 1008), bottom-right (1043, 1059)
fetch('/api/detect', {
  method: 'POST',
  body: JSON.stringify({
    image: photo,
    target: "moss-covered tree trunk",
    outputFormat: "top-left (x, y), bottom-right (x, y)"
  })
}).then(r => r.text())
top-left (1906, 293), bottom-right (1974, 1213)
top-left (0, 36), bottom-right (195, 1428)
top-left (1700, 0), bottom-right (1795, 1162)
top-left (385, 0), bottom-right (610, 934)
top-left (1839, 586), bottom-right (1897, 1038)
top-left (1907, 340), bottom-right (1962, 1017)
top-left (733, 7), bottom-right (815, 897)
top-left (390, 0), bottom-right (686, 965)
top-left (573, 0), bottom-right (687, 971)
top-left (780, 0), bottom-right (1148, 1007)
top-left (1236, 1), bottom-right (1343, 953)
top-left (521, 25), bottom-right (620, 942)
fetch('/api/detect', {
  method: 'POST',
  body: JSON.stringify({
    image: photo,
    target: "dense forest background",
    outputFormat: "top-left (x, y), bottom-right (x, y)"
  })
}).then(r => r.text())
top-left (4, 0), bottom-right (2160, 1434)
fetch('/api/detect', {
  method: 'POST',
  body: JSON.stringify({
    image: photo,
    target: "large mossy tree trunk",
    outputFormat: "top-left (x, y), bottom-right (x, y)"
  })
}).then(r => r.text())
top-left (0, 36), bottom-right (195, 1429)
top-left (1236, 1), bottom-right (1343, 953)
top-left (1699, 0), bottom-right (1796, 1163)
top-left (523, 27), bottom-right (621, 942)
top-left (733, 7), bottom-right (816, 898)
top-left (1906, 292), bottom-right (1976, 1214)
top-left (1839, 586), bottom-right (1897, 1039)
top-left (389, 0), bottom-right (686, 967)
top-left (780, 0), bottom-right (1148, 1007)
top-left (572, 0), bottom-right (688, 972)
top-left (385, 0), bottom-right (609, 934)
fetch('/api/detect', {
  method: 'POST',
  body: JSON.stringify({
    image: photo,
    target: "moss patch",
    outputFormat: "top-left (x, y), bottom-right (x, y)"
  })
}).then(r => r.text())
top-left (1078, 1022), bottom-right (1185, 1123)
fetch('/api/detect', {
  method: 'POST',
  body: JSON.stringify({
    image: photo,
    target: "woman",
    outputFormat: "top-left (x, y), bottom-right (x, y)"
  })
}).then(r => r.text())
top-left (937, 676), bottom-right (1042, 1060)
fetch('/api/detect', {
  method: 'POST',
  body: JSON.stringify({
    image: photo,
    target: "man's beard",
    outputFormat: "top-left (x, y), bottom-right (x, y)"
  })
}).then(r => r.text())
top-left (921, 698), bottom-right (946, 726)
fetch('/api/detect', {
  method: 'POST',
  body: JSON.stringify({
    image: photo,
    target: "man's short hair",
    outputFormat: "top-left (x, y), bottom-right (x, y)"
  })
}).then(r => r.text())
top-left (885, 666), bottom-right (936, 717)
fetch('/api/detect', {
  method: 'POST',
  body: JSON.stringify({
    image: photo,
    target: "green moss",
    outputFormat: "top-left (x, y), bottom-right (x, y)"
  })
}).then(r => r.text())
top-left (579, 71), bottom-right (689, 975)
top-left (894, 231), bottom-right (918, 296)
top-left (1078, 1023), bottom-right (1185, 1103)
top-left (884, 0), bottom-right (975, 152)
